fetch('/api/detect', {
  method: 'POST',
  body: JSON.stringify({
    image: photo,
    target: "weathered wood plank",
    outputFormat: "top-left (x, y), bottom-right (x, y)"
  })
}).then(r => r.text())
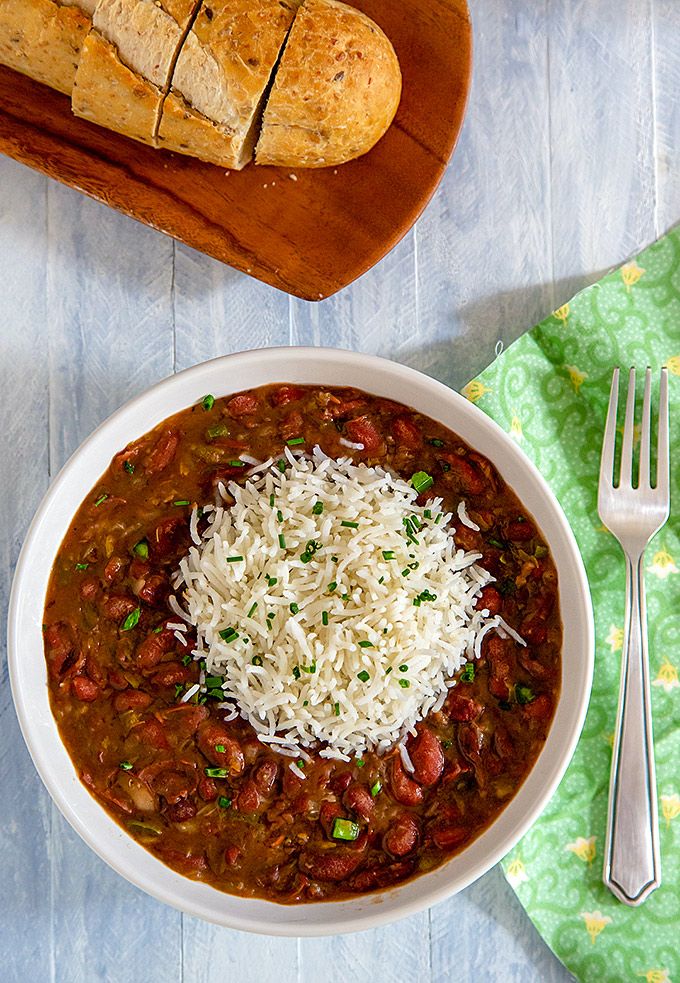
top-left (652, 0), bottom-right (680, 236)
top-left (45, 182), bottom-right (181, 983)
top-left (0, 156), bottom-right (52, 983)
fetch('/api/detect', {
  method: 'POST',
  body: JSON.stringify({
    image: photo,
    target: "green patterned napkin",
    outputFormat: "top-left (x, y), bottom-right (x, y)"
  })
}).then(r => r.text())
top-left (465, 231), bottom-right (680, 983)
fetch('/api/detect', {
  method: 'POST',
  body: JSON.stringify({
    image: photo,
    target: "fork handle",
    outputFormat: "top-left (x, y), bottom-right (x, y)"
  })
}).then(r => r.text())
top-left (603, 552), bottom-right (661, 905)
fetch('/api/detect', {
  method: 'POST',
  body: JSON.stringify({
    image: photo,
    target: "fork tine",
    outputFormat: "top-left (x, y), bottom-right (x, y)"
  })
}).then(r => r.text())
top-left (639, 367), bottom-right (652, 488)
top-left (620, 367), bottom-right (637, 487)
top-left (599, 368), bottom-right (620, 499)
top-left (657, 367), bottom-right (669, 494)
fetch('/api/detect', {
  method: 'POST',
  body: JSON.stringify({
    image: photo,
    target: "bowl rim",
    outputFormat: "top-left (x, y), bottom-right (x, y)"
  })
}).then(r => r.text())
top-left (8, 346), bottom-right (594, 936)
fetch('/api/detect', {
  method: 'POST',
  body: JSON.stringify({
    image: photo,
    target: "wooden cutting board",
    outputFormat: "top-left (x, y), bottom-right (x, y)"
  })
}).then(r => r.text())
top-left (0, 0), bottom-right (471, 301)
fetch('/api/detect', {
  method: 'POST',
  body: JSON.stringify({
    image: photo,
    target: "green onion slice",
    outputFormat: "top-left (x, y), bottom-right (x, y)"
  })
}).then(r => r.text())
top-left (331, 817), bottom-right (360, 841)
top-left (133, 540), bottom-right (149, 559)
top-left (515, 684), bottom-right (536, 705)
top-left (94, 493), bottom-right (108, 507)
top-left (218, 796), bottom-right (232, 808)
top-left (75, 562), bottom-right (89, 571)
top-left (202, 394), bottom-right (215, 411)
top-left (411, 470), bottom-right (434, 494)
top-left (286, 437), bottom-right (305, 446)
top-left (356, 670), bottom-right (370, 682)
top-left (121, 607), bottom-right (141, 632)
top-left (205, 767), bottom-right (228, 778)
top-left (341, 520), bottom-right (359, 529)
top-left (119, 761), bottom-right (133, 771)
top-left (370, 780), bottom-right (382, 797)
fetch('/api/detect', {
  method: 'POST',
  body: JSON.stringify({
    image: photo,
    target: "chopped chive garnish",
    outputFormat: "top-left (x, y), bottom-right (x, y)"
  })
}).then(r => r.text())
top-left (227, 556), bottom-right (244, 563)
top-left (442, 739), bottom-right (453, 750)
top-left (266, 574), bottom-right (278, 586)
top-left (301, 663), bottom-right (316, 674)
top-left (290, 603), bottom-right (299, 615)
top-left (312, 501), bottom-right (324, 515)
top-left (123, 460), bottom-right (135, 474)
top-left (357, 670), bottom-right (370, 682)
top-left (94, 493), bottom-right (108, 507)
top-left (413, 597), bottom-right (421, 607)
top-left (327, 581), bottom-right (337, 593)
top-left (133, 540), bottom-right (149, 559)
top-left (499, 577), bottom-right (517, 596)
top-left (424, 509), bottom-right (432, 519)
top-left (205, 676), bottom-right (223, 687)
top-left (182, 654), bottom-right (192, 667)
top-left (411, 516), bottom-right (421, 530)
top-left (303, 700), bottom-right (309, 706)
top-left (202, 394), bottom-right (215, 411)
top-left (331, 555), bottom-right (338, 563)
top-left (218, 796), bottom-right (232, 808)
top-left (277, 459), bottom-right (286, 472)
top-left (382, 550), bottom-right (396, 561)
top-left (435, 513), bottom-right (442, 524)
top-left (408, 561), bottom-right (419, 570)
top-left (488, 537), bottom-right (505, 550)
top-left (401, 568), bottom-right (411, 578)
top-left (385, 667), bottom-right (393, 674)
top-left (322, 611), bottom-right (329, 626)
top-left (215, 744), bottom-right (226, 753)
top-left (428, 438), bottom-right (444, 447)
top-left (378, 576), bottom-right (385, 584)
top-left (269, 493), bottom-right (275, 507)
top-left (275, 510), bottom-right (284, 524)
top-left (515, 684), bottom-right (536, 705)
top-left (278, 534), bottom-right (286, 549)
top-left (173, 499), bottom-right (190, 507)
top-left (119, 761), bottom-right (133, 771)
top-left (356, 759), bottom-right (365, 768)
top-left (331, 817), bottom-right (359, 841)
top-left (358, 640), bottom-right (374, 649)
top-left (411, 470), bottom-right (434, 494)
top-left (418, 589), bottom-right (437, 602)
top-left (333, 702), bottom-right (340, 716)
top-left (205, 767), bottom-right (228, 778)
top-left (398, 679), bottom-right (410, 689)
top-left (300, 552), bottom-right (312, 564)
top-left (287, 437), bottom-right (305, 446)
top-left (227, 460), bottom-right (245, 468)
top-left (399, 664), bottom-right (408, 672)
top-left (252, 655), bottom-right (263, 666)
top-left (174, 683), bottom-right (183, 699)
top-left (293, 666), bottom-right (301, 680)
top-left (439, 461), bottom-right (451, 472)
top-left (75, 562), bottom-right (89, 571)
top-left (219, 628), bottom-right (239, 641)
top-left (341, 520), bottom-right (359, 529)
top-left (371, 780), bottom-right (382, 797)
top-left (121, 607), bottom-right (141, 631)
top-left (247, 602), bottom-right (258, 618)
top-left (152, 625), bottom-right (163, 634)
top-left (461, 662), bottom-right (475, 682)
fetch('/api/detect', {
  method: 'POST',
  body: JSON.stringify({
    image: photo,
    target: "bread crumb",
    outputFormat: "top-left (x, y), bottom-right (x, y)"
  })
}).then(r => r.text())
top-left (289, 174), bottom-right (298, 182)
top-left (263, 183), bottom-right (268, 188)
top-left (247, 267), bottom-right (252, 273)
top-left (333, 169), bottom-right (338, 175)
top-left (225, 171), bottom-right (231, 176)
top-left (272, 181), bottom-right (276, 186)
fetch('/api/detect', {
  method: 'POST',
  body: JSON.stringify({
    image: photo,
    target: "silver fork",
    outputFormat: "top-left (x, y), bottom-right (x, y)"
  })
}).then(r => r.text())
top-left (598, 366), bottom-right (669, 906)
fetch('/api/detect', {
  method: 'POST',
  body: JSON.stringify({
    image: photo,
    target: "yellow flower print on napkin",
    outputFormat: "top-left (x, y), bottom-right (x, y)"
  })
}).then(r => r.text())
top-left (622, 261), bottom-right (645, 291)
top-left (606, 625), bottom-right (623, 652)
top-left (506, 858), bottom-right (528, 888)
top-left (565, 836), bottom-right (596, 864)
top-left (638, 969), bottom-right (672, 983)
top-left (660, 793), bottom-right (680, 828)
top-left (653, 657), bottom-right (679, 694)
top-left (665, 356), bottom-right (680, 376)
top-left (565, 365), bottom-right (588, 394)
top-left (461, 380), bottom-right (491, 404)
top-left (510, 413), bottom-right (523, 442)
top-left (648, 549), bottom-right (679, 579)
top-left (580, 911), bottom-right (612, 945)
top-left (554, 303), bottom-right (570, 323)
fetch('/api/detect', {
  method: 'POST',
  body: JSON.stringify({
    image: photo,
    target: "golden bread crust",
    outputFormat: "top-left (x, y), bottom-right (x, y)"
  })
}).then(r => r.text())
top-left (0, 0), bottom-right (90, 96)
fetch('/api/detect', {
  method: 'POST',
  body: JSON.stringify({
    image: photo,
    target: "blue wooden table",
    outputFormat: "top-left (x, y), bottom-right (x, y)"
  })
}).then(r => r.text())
top-left (2, 2), bottom-right (678, 980)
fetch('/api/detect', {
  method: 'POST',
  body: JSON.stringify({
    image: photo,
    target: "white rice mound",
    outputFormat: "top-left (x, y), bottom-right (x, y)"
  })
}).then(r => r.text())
top-left (174, 447), bottom-right (500, 760)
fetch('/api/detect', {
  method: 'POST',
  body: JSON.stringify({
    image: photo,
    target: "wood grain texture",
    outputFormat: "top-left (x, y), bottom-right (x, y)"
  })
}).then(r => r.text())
top-left (2, 1), bottom-right (680, 980)
top-left (0, 0), bottom-right (472, 301)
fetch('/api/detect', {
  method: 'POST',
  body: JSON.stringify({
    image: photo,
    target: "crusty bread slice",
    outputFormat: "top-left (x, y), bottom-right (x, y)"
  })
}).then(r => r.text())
top-left (158, 0), bottom-right (300, 170)
top-left (0, 0), bottom-right (90, 96)
top-left (255, 0), bottom-right (401, 168)
top-left (72, 0), bottom-right (200, 147)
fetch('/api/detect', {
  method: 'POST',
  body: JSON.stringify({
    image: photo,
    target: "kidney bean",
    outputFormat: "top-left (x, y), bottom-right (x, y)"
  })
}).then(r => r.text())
top-left (431, 824), bottom-right (468, 850)
top-left (102, 595), bottom-right (138, 622)
top-left (152, 663), bottom-right (191, 688)
top-left (343, 783), bottom-right (374, 821)
top-left (391, 416), bottom-right (421, 449)
top-left (224, 845), bottom-right (242, 866)
top-left (475, 585), bottom-right (502, 616)
top-left (384, 814), bottom-right (420, 857)
top-left (454, 524), bottom-right (482, 552)
top-left (145, 430), bottom-right (179, 475)
top-left (439, 453), bottom-right (485, 495)
top-left (132, 718), bottom-right (170, 750)
top-left (290, 794), bottom-right (311, 815)
top-left (237, 780), bottom-right (261, 814)
top-left (444, 690), bottom-right (483, 722)
top-left (345, 416), bottom-right (383, 452)
top-left (441, 757), bottom-right (471, 785)
top-left (108, 669), bottom-right (128, 690)
top-left (72, 675), bottom-right (100, 702)
top-left (79, 578), bottom-right (99, 602)
top-left (523, 694), bottom-right (553, 720)
top-left (253, 760), bottom-right (278, 794)
top-left (348, 861), bottom-right (413, 892)
top-left (103, 556), bottom-right (126, 584)
top-left (270, 385), bottom-right (304, 406)
top-left (135, 631), bottom-right (173, 669)
top-left (149, 766), bottom-right (197, 803)
top-left (166, 798), bottom-right (197, 822)
top-left (138, 574), bottom-right (167, 606)
top-left (326, 397), bottom-right (366, 420)
top-left (280, 410), bottom-right (304, 440)
top-left (155, 848), bottom-right (207, 874)
top-left (300, 844), bottom-right (366, 882)
top-left (152, 516), bottom-right (187, 557)
top-left (409, 726), bottom-right (444, 786)
top-left (85, 657), bottom-right (107, 689)
top-left (197, 722), bottom-right (244, 774)
top-left (519, 620), bottom-right (548, 646)
top-left (114, 689), bottom-right (153, 712)
top-left (44, 622), bottom-right (82, 678)
top-left (493, 725), bottom-right (514, 760)
top-left (330, 771), bottom-right (353, 795)
top-left (198, 776), bottom-right (219, 802)
top-left (518, 651), bottom-right (553, 680)
top-left (227, 392), bottom-right (259, 416)
top-left (505, 519), bottom-right (535, 542)
top-left (484, 635), bottom-right (514, 701)
top-left (159, 704), bottom-right (207, 739)
top-left (389, 758), bottom-right (423, 806)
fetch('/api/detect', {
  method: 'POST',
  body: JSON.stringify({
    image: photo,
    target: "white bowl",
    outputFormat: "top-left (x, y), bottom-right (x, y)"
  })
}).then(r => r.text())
top-left (8, 347), bottom-right (594, 936)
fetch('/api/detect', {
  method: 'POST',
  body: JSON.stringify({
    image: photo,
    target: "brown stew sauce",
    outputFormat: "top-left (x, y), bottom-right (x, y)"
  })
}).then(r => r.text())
top-left (43, 384), bottom-right (561, 902)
